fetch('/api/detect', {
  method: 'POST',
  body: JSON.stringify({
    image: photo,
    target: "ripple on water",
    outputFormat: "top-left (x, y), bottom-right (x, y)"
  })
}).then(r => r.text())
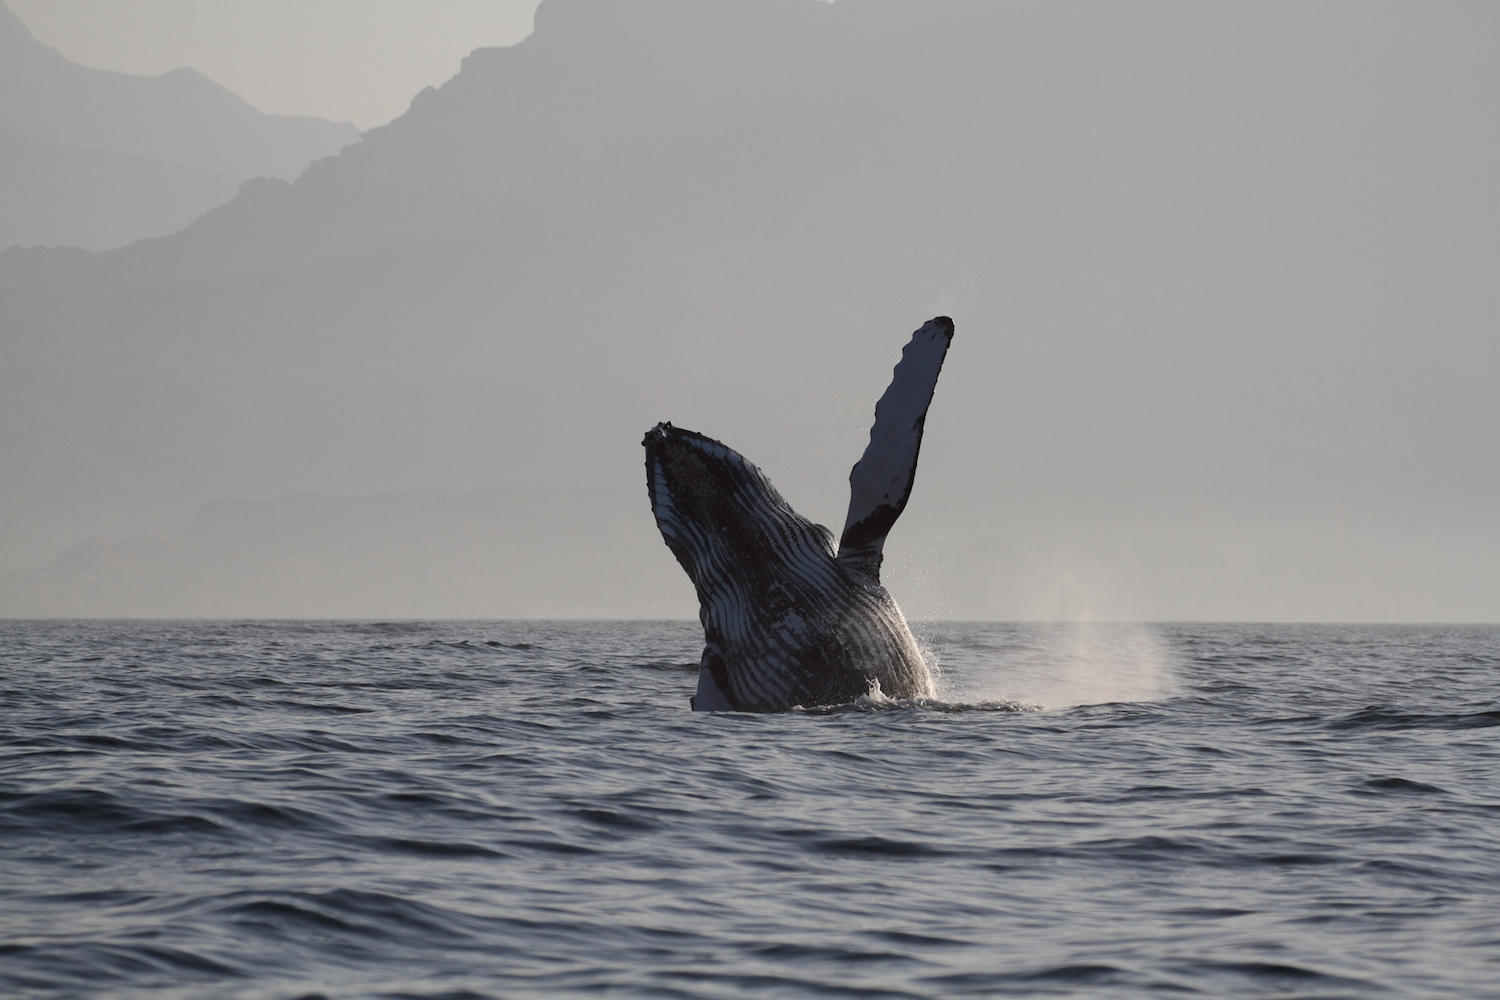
top-left (0, 620), bottom-right (1497, 998)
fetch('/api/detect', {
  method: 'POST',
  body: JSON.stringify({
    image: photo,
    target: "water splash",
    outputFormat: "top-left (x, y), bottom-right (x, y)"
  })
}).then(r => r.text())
top-left (923, 622), bottom-right (1178, 710)
top-left (787, 676), bottom-right (1037, 714)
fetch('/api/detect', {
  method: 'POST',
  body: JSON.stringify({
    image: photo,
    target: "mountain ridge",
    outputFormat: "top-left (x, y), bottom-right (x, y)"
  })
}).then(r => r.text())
top-left (0, 0), bottom-right (360, 250)
top-left (1, 0), bottom-right (1495, 619)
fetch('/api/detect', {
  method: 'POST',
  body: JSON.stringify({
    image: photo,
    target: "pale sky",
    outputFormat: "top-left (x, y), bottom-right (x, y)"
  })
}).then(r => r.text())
top-left (7, 0), bottom-right (540, 128)
top-left (3, 0), bottom-right (1495, 621)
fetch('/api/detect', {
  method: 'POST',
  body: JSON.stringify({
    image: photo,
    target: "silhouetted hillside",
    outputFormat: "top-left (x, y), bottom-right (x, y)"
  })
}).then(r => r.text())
top-left (1, 0), bottom-right (1496, 619)
top-left (0, 0), bottom-right (359, 249)
top-left (0, 485), bottom-right (686, 619)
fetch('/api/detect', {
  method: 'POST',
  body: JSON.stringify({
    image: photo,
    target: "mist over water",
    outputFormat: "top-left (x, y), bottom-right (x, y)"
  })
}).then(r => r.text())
top-left (922, 622), bottom-right (1177, 710)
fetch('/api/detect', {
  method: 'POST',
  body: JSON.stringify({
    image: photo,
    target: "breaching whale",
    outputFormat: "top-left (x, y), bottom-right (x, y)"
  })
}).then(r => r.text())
top-left (643, 316), bottom-right (955, 711)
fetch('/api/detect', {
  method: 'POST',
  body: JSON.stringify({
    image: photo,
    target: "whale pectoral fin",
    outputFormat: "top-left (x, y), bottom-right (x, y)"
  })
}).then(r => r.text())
top-left (837, 316), bottom-right (954, 582)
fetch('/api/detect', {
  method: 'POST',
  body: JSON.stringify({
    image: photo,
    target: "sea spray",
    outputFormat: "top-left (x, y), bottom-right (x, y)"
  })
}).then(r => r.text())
top-left (924, 621), bottom-right (1178, 710)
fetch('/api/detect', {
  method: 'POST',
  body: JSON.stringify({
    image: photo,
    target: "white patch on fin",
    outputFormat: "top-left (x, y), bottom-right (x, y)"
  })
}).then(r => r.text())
top-left (691, 664), bottom-right (734, 712)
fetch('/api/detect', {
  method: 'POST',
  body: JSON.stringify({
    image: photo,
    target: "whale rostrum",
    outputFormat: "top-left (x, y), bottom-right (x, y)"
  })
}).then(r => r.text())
top-left (643, 316), bottom-right (955, 711)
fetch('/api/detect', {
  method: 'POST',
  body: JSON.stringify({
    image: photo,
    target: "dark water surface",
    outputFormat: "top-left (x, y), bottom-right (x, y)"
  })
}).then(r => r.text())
top-left (2, 620), bottom-right (1497, 999)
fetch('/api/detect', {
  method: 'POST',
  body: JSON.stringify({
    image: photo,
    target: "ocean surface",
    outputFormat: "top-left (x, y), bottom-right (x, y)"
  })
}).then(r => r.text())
top-left (2, 620), bottom-right (1497, 999)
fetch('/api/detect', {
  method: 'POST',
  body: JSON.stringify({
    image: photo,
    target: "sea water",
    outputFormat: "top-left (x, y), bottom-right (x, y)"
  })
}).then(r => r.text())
top-left (1, 620), bottom-right (1497, 998)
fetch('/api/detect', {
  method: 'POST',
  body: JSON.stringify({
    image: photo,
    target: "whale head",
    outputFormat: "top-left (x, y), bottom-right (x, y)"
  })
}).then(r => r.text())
top-left (643, 423), bottom-right (836, 598)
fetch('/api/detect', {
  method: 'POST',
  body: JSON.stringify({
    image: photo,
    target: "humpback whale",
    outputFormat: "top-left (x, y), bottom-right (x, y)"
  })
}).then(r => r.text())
top-left (643, 316), bottom-right (955, 711)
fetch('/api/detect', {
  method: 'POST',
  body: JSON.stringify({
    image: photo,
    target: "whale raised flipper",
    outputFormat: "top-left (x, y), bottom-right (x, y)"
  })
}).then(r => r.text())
top-left (644, 316), bottom-right (954, 712)
top-left (839, 316), bottom-right (955, 582)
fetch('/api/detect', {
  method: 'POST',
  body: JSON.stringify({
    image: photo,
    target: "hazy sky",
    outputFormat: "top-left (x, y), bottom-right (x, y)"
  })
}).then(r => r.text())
top-left (7, 0), bottom-right (540, 127)
top-left (2, 0), bottom-right (1496, 621)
